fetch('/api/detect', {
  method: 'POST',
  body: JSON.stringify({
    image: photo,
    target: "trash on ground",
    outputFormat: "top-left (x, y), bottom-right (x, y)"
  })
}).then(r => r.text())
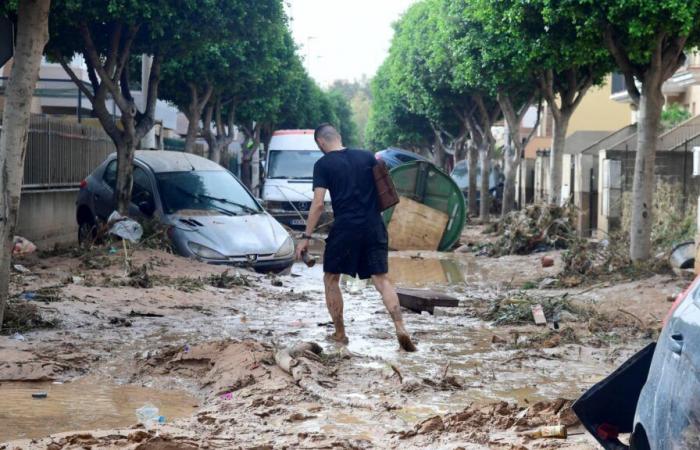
top-left (12, 236), bottom-right (37, 256)
top-left (531, 304), bottom-right (547, 325)
top-left (396, 288), bottom-right (459, 315)
top-left (13, 264), bottom-right (30, 274)
top-left (12, 333), bottom-right (26, 341)
top-left (541, 256), bottom-right (554, 267)
top-left (523, 424), bottom-right (568, 439)
top-left (31, 391), bottom-right (48, 399)
top-left (486, 204), bottom-right (575, 256)
top-left (135, 404), bottom-right (161, 428)
top-left (670, 240), bottom-right (695, 270)
top-left (108, 211), bottom-right (143, 243)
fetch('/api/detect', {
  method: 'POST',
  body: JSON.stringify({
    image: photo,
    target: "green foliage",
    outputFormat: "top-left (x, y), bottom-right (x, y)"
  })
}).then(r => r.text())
top-left (661, 103), bottom-right (692, 130)
top-left (328, 79), bottom-right (370, 146)
top-left (365, 60), bottom-right (433, 151)
top-left (326, 89), bottom-right (359, 147)
top-left (573, 0), bottom-right (700, 67)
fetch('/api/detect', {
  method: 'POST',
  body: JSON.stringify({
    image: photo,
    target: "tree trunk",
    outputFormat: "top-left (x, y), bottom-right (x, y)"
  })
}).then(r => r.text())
top-left (433, 142), bottom-right (447, 171)
top-left (479, 143), bottom-right (491, 221)
top-left (467, 142), bottom-right (478, 217)
top-left (502, 147), bottom-right (517, 215)
top-left (184, 109), bottom-right (200, 154)
top-left (630, 82), bottom-right (664, 261)
top-left (115, 139), bottom-right (135, 214)
top-left (0, 0), bottom-right (51, 331)
top-left (548, 113), bottom-right (571, 205)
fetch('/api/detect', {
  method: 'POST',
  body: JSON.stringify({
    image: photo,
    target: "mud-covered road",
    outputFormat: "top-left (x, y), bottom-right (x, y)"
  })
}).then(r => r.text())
top-left (0, 230), bottom-right (685, 449)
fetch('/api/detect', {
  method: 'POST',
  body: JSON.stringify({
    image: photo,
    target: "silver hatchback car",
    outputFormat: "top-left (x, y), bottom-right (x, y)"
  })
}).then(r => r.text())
top-left (76, 151), bottom-right (294, 273)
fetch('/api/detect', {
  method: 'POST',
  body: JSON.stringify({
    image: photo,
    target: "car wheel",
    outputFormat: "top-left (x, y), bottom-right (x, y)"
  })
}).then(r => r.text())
top-left (78, 217), bottom-right (97, 245)
top-left (630, 426), bottom-right (650, 450)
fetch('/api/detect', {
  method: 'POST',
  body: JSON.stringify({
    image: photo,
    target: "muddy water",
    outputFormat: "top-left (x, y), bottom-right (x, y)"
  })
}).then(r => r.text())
top-left (131, 255), bottom-right (626, 428)
top-left (0, 379), bottom-right (198, 442)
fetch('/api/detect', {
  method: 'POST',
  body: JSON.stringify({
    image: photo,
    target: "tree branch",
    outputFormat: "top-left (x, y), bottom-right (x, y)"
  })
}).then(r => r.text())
top-left (662, 36), bottom-right (688, 80)
top-left (104, 23), bottom-right (123, 79)
top-left (114, 24), bottom-right (140, 83)
top-left (57, 56), bottom-right (95, 103)
top-left (603, 26), bottom-right (641, 104)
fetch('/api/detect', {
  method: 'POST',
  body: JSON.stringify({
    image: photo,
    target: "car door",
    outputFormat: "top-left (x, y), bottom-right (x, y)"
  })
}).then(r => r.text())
top-left (666, 288), bottom-right (700, 449)
top-left (129, 165), bottom-right (157, 219)
top-left (93, 159), bottom-right (118, 220)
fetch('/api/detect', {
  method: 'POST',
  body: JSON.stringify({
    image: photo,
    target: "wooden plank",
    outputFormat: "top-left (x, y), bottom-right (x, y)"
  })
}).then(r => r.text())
top-left (387, 196), bottom-right (449, 251)
top-left (396, 288), bottom-right (459, 315)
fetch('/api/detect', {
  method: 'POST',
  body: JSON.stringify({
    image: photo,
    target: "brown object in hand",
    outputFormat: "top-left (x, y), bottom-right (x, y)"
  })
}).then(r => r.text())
top-left (302, 251), bottom-right (317, 268)
top-left (373, 160), bottom-right (400, 212)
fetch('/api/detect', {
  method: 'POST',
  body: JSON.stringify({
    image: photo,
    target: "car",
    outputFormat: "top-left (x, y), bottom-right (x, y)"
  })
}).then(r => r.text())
top-left (375, 147), bottom-right (430, 170)
top-left (76, 150), bottom-right (295, 273)
top-left (450, 159), bottom-right (504, 212)
top-left (261, 130), bottom-right (331, 229)
top-left (573, 275), bottom-right (700, 449)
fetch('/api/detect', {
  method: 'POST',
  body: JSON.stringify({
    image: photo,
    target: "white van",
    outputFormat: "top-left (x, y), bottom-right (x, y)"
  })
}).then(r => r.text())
top-left (262, 130), bottom-right (330, 228)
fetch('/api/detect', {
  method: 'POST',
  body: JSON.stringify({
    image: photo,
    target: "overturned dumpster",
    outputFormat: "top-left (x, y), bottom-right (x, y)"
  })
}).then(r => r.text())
top-left (383, 161), bottom-right (466, 251)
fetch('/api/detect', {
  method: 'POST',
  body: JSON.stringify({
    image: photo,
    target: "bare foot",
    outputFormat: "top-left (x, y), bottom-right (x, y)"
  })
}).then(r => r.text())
top-left (397, 332), bottom-right (417, 352)
top-left (327, 332), bottom-right (349, 345)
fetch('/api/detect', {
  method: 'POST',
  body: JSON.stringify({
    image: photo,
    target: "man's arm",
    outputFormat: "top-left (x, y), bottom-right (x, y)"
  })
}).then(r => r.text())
top-left (304, 187), bottom-right (326, 237)
top-left (296, 187), bottom-right (326, 259)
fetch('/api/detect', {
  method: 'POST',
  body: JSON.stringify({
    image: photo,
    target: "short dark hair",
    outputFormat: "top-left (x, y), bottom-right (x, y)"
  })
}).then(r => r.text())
top-left (314, 123), bottom-right (339, 142)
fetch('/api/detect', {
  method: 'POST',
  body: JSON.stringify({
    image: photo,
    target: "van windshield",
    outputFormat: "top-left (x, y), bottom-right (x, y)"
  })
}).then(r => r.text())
top-left (267, 150), bottom-right (323, 179)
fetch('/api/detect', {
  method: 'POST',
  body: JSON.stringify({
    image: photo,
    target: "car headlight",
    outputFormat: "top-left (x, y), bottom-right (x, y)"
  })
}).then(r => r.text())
top-left (189, 242), bottom-right (226, 260)
top-left (274, 236), bottom-right (294, 258)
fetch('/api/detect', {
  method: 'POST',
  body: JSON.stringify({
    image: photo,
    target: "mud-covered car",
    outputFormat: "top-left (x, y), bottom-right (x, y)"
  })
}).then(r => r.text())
top-left (573, 276), bottom-right (700, 449)
top-left (76, 151), bottom-right (294, 273)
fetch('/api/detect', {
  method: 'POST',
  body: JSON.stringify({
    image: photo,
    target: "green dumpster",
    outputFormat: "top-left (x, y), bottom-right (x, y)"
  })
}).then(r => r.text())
top-left (383, 161), bottom-right (466, 251)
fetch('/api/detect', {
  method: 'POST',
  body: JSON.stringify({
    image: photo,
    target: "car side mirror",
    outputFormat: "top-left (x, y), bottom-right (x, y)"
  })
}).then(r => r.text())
top-left (138, 200), bottom-right (155, 217)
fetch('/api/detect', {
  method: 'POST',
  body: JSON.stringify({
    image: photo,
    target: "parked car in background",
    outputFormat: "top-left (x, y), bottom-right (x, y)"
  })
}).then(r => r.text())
top-left (450, 160), bottom-right (504, 212)
top-left (573, 275), bottom-right (700, 449)
top-left (261, 130), bottom-right (330, 229)
top-left (76, 151), bottom-right (294, 273)
top-left (375, 147), bottom-right (430, 169)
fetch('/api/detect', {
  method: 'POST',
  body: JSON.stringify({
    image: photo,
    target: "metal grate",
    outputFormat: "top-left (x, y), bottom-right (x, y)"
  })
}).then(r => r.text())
top-left (0, 115), bottom-right (115, 189)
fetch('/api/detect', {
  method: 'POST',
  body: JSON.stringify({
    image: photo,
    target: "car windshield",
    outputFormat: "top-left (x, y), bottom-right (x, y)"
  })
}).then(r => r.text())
top-left (267, 150), bottom-right (322, 179)
top-left (156, 170), bottom-right (261, 215)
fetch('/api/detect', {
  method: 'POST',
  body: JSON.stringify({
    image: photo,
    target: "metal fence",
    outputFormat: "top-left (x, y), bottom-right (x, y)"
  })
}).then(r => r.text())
top-left (0, 115), bottom-right (115, 189)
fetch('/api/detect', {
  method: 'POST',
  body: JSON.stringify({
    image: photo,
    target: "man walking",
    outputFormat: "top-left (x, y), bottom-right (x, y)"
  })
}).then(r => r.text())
top-left (295, 124), bottom-right (417, 352)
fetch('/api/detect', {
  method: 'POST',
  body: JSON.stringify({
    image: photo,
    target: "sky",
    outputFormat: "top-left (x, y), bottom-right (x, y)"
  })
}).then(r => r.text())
top-left (285, 0), bottom-right (417, 87)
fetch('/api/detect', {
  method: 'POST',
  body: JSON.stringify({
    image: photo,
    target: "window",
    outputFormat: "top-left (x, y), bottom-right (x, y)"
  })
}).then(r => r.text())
top-left (156, 170), bottom-right (261, 215)
top-left (267, 150), bottom-right (323, 179)
top-left (103, 160), bottom-right (117, 189)
top-left (131, 166), bottom-right (154, 204)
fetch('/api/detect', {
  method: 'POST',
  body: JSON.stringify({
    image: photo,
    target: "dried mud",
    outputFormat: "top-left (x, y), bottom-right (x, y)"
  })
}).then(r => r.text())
top-left (0, 233), bottom-right (686, 449)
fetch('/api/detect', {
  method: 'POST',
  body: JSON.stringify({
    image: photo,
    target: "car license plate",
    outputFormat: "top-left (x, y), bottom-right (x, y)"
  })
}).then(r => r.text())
top-left (291, 219), bottom-right (306, 226)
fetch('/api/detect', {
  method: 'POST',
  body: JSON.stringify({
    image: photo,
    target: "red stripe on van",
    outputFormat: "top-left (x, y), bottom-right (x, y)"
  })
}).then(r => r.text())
top-left (272, 130), bottom-right (315, 136)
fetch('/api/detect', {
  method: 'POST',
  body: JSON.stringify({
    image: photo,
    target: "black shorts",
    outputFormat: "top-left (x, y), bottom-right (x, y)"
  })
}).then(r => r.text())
top-left (323, 221), bottom-right (389, 279)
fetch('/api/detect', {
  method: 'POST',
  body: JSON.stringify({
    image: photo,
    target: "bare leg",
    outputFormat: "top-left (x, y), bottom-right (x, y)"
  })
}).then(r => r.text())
top-left (323, 273), bottom-right (348, 344)
top-left (372, 274), bottom-right (417, 352)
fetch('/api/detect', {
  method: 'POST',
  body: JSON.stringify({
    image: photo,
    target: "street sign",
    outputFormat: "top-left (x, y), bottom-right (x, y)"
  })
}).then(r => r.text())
top-left (0, 15), bottom-right (14, 68)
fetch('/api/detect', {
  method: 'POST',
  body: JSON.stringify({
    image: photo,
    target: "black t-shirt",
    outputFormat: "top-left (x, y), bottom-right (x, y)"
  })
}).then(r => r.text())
top-left (312, 148), bottom-right (381, 228)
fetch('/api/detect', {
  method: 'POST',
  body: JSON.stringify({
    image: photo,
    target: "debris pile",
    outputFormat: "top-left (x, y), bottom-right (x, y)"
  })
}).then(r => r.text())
top-left (2, 300), bottom-right (57, 335)
top-left (481, 292), bottom-right (587, 326)
top-left (398, 398), bottom-right (578, 443)
top-left (486, 204), bottom-right (575, 256)
top-left (559, 233), bottom-right (672, 287)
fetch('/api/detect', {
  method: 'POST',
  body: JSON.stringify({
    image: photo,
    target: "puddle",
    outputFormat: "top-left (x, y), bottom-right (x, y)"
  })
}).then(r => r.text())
top-left (0, 380), bottom-right (198, 442)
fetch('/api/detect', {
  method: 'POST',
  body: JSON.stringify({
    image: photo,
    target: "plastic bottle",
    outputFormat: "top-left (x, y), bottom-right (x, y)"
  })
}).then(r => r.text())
top-left (136, 404), bottom-right (160, 428)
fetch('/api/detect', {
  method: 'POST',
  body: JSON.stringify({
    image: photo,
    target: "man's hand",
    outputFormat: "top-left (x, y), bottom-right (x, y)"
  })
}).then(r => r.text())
top-left (295, 239), bottom-right (309, 261)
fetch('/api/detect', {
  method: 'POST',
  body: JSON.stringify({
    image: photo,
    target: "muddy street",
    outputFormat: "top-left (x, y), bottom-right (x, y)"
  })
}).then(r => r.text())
top-left (0, 232), bottom-right (683, 449)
